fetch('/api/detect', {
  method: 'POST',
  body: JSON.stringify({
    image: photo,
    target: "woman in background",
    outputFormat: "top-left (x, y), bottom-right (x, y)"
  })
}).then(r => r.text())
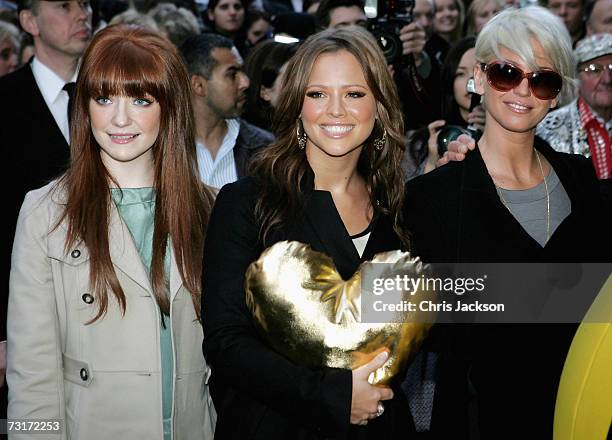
top-left (243, 39), bottom-right (299, 131)
top-left (465, 0), bottom-right (504, 35)
top-left (7, 25), bottom-right (216, 439)
top-left (205, 0), bottom-right (249, 54)
top-left (0, 20), bottom-right (19, 77)
top-left (432, 0), bottom-right (464, 45)
top-left (406, 37), bottom-right (485, 177)
top-left (244, 7), bottom-right (272, 48)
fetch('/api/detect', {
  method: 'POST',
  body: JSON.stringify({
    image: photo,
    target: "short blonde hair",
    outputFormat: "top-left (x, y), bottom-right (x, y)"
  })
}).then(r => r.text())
top-left (475, 6), bottom-right (576, 99)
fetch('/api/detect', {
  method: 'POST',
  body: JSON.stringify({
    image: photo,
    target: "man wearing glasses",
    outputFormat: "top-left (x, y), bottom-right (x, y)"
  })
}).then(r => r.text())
top-left (537, 33), bottom-right (611, 178)
top-left (536, 33), bottom-right (611, 214)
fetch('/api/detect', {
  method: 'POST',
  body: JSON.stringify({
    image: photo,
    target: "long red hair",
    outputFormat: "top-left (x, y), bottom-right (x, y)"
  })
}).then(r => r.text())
top-left (56, 25), bottom-right (213, 322)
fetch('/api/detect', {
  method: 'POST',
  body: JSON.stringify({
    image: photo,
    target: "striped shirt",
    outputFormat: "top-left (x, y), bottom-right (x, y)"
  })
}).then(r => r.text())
top-left (196, 118), bottom-right (240, 188)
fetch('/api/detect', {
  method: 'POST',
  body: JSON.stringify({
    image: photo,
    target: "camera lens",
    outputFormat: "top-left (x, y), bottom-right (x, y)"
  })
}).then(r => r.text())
top-left (436, 125), bottom-right (471, 157)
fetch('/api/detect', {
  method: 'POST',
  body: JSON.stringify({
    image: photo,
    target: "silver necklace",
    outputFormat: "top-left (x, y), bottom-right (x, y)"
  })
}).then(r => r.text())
top-left (496, 150), bottom-right (550, 242)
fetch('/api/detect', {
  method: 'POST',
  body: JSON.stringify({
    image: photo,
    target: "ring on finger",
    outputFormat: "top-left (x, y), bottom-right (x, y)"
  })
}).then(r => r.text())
top-left (375, 401), bottom-right (385, 417)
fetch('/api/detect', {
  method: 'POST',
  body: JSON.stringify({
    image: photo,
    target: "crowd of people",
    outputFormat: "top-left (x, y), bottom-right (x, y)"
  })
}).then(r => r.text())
top-left (0, 0), bottom-right (610, 438)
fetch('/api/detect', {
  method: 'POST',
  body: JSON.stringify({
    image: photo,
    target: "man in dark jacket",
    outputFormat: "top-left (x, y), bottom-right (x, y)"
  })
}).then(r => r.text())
top-left (0, 0), bottom-right (92, 412)
top-left (180, 33), bottom-right (274, 188)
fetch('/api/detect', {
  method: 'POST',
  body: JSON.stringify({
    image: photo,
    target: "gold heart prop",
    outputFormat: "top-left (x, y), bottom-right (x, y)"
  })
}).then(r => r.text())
top-left (245, 241), bottom-right (435, 385)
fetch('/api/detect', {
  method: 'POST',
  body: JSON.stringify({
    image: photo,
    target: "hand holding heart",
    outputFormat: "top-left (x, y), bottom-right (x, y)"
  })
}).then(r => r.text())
top-left (245, 241), bottom-right (435, 386)
top-left (351, 351), bottom-right (394, 425)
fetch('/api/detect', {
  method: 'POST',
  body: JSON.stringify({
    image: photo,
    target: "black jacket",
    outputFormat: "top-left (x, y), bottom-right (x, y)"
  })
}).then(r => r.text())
top-left (1, 64), bottom-right (70, 342)
top-left (404, 137), bottom-right (612, 439)
top-left (202, 176), bottom-right (417, 439)
top-left (234, 119), bottom-right (274, 179)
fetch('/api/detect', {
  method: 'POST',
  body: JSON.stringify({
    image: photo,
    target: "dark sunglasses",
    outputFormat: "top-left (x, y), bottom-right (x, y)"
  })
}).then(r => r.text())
top-left (480, 61), bottom-right (563, 100)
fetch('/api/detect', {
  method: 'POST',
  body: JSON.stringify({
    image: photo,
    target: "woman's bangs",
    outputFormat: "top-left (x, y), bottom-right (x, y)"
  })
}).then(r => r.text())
top-left (85, 41), bottom-right (166, 101)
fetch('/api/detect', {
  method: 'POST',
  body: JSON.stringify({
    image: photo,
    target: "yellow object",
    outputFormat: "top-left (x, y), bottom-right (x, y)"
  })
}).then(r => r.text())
top-left (554, 274), bottom-right (612, 440)
top-left (245, 241), bottom-right (434, 385)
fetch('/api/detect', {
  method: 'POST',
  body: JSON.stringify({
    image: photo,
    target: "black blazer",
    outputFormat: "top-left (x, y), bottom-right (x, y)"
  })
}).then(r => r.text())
top-left (202, 176), bottom-right (417, 439)
top-left (404, 137), bottom-right (612, 439)
top-left (1, 63), bottom-right (70, 342)
top-left (234, 119), bottom-right (274, 179)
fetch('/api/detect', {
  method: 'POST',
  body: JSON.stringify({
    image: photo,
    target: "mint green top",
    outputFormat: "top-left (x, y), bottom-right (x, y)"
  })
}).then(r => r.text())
top-left (111, 188), bottom-right (173, 440)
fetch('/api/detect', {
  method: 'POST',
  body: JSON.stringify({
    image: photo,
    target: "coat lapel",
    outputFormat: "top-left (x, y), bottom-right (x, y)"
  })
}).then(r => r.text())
top-left (302, 191), bottom-right (361, 280)
top-left (459, 146), bottom-right (545, 257)
top-left (109, 207), bottom-right (184, 301)
top-left (361, 213), bottom-right (402, 261)
top-left (299, 191), bottom-right (403, 279)
top-left (108, 204), bottom-right (155, 295)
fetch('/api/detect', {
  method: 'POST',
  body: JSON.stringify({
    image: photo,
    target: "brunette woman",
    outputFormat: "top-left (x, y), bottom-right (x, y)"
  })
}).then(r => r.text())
top-left (202, 27), bottom-right (419, 438)
top-left (205, 0), bottom-right (249, 55)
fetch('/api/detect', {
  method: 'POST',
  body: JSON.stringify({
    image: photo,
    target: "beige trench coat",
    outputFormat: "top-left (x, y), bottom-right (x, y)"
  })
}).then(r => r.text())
top-left (7, 182), bottom-right (216, 439)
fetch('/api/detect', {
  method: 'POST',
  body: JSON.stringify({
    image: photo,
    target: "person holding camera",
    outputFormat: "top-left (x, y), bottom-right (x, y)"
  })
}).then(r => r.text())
top-left (404, 36), bottom-right (486, 177)
top-left (396, 0), bottom-right (445, 129)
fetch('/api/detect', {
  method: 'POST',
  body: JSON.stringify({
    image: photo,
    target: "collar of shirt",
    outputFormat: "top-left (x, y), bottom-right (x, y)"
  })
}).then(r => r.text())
top-left (579, 97), bottom-right (612, 134)
top-left (31, 57), bottom-right (78, 143)
top-left (196, 118), bottom-right (240, 186)
top-left (197, 119), bottom-right (240, 165)
top-left (31, 57), bottom-right (78, 106)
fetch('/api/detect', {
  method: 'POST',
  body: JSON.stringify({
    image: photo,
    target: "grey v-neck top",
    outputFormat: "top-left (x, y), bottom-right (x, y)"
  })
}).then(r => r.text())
top-left (496, 168), bottom-right (571, 247)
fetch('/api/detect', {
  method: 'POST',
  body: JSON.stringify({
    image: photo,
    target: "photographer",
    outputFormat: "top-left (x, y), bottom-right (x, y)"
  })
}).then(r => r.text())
top-left (404, 36), bottom-right (485, 178)
top-left (314, 0), bottom-right (367, 29)
top-left (395, 0), bottom-right (445, 129)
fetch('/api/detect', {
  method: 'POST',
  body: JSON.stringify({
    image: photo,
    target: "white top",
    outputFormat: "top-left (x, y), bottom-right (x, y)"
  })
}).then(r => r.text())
top-left (352, 232), bottom-right (371, 258)
top-left (31, 58), bottom-right (77, 143)
top-left (196, 118), bottom-right (240, 189)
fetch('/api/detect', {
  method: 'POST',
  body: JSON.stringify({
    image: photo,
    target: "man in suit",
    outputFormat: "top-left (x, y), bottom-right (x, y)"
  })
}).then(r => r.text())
top-left (0, 0), bottom-right (92, 406)
top-left (179, 33), bottom-right (274, 189)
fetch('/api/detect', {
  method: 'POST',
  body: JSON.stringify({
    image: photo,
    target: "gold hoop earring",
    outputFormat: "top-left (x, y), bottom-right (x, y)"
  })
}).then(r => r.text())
top-left (296, 119), bottom-right (307, 150)
top-left (373, 127), bottom-right (387, 151)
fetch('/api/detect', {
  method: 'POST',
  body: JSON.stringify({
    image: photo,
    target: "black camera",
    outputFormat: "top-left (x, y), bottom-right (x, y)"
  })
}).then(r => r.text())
top-left (366, 0), bottom-right (415, 65)
top-left (437, 78), bottom-right (482, 155)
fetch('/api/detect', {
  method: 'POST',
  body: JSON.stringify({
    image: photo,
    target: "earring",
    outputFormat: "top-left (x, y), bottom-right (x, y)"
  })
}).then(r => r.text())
top-left (296, 119), bottom-right (307, 150)
top-left (373, 127), bottom-right (387, 151)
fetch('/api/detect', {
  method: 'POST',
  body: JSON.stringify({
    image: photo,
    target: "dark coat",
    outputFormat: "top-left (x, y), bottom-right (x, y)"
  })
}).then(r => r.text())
top-left (404, 137), bottom-right (612, 439)
top-left (234, 119), bottom-right (274, 179)
top-left (201, 175), bottom-right (418, 439)
top-left (1, 64), bottom-right (70, 342)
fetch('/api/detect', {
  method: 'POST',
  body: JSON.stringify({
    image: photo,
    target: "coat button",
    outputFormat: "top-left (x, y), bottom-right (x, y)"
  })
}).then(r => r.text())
top-left (80, 368), bottom-right (88, 381)
top-left (71, 249), bottom-right (81, 258)
top-left (82, 293), bottom-right (94, 304)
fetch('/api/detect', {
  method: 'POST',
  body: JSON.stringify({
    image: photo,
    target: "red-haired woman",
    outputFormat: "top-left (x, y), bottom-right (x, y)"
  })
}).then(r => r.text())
top-left (7, 25), bottom-right (216, 439)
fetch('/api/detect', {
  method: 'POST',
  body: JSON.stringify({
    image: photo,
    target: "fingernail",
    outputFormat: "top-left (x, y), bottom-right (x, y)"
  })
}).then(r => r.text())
top-left (377, 351), bottom-right (389, 361)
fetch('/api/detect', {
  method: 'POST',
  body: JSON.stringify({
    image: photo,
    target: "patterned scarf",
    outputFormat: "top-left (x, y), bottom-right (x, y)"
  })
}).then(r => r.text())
top-left (578, 97), bottom-right (611, 179)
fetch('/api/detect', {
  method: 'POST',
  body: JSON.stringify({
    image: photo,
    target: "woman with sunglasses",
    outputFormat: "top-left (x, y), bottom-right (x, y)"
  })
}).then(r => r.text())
top-left (404, 6), bottom-right (611, 438)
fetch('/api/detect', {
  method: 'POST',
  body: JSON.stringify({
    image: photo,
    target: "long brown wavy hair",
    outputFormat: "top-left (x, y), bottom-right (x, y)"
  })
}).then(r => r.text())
top-left (250, 26), bottom-right (410, 249)
top-left (55, 25), bottom-right (213, 322)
